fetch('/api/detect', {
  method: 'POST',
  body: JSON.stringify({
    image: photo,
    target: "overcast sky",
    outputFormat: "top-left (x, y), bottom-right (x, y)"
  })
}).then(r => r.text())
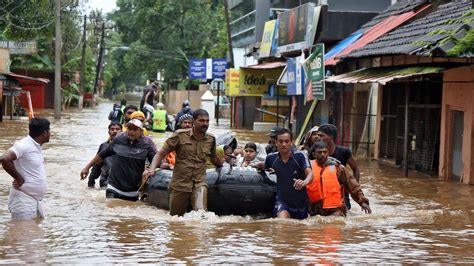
top-left (88, 0), bottom-right (117, 13)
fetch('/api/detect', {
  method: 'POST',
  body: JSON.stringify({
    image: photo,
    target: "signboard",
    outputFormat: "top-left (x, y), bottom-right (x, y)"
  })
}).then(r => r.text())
top-left (0, 41), bottom-right (37, 55)
top-left (238, 67), bottom-right (283, 96)
top-left (277, 3), bottom-right (320, 54)
top-left (211, 78), bottom-right (224, 91)
top-left (212, 58), bottom-right (227, 79)
top-left (260, 20), bottom-right (276, 58)
top-left (303, 43), bottom-right (325, 100)
top-left (225, 69), bottom-right (240, 96)
top-left (189, 59), bottom-right (207, 79)
top-left (0, 48), bottom-right (10, 74)
top-left (190, 58), bottom-right (228, 80)
top-left (287, 56), bottom-right (305, 96)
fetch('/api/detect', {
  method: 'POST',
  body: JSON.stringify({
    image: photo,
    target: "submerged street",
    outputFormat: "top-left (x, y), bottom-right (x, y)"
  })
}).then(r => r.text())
top-left (0, 103), bottom-right (473, 264)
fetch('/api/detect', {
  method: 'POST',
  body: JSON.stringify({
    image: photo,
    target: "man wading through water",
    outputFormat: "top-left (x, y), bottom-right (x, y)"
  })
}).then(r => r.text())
top-left (1, 118), bottom-right (50, 220)
top-left (143, 109), bottom-right (223, 216)
top-left (81, 119), bottom-right (156, 201)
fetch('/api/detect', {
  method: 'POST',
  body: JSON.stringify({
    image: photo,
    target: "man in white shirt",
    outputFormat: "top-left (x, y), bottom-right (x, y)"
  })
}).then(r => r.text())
top-left (1, 118), bottom-right (50, 220)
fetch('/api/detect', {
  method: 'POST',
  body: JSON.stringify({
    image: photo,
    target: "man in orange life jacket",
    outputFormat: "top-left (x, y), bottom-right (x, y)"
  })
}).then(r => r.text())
top-left (307, 141), bottom-right (371, 217)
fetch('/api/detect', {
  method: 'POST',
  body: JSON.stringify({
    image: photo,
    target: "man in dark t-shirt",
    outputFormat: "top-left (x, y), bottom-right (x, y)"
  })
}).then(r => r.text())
top-left (81, 119), bottom-right (156, 201)
top-left (255, 128), bottom-right (313, 220)
top-left (317, 124), bottom-right (361, 209)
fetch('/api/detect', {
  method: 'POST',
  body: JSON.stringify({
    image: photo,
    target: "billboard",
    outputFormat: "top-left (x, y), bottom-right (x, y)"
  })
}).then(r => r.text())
top-left (238, 67), bottom-right (283, 96)
top-left (277, 3), bottom-right (321, 54)
top-left (260, 20), bottom-right (276, 58)
top-left (189, 58), bottom-right (228, 80)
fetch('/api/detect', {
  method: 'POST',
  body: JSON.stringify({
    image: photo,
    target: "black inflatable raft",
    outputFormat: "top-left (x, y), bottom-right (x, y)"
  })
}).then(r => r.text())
top-left (144, 167), bottom-right (277, 216)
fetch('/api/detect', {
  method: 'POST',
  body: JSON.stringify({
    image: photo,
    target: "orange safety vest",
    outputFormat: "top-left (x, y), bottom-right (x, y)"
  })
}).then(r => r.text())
top-left (307, 161), bottom-right (343, 209)
top-left (166, 152), bottom-right (176, 166)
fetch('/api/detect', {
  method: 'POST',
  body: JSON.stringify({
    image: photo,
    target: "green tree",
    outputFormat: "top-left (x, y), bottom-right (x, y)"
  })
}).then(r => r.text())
top-left (108, 0), bottom-right (228, 90)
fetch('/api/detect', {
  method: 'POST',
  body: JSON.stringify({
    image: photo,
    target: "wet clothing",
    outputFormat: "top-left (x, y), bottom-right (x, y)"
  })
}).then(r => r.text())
top-left (169, 186), bottom-right (207, 216)
top-left (273, 197), bottom-right (308, 220)
top-left (331, 145), bottom-right (354, 209)
top-left (7, 136), bottom-right (47, 220)
top-left (331, 146), bottom-right (352, 166)
top-left (162, 128), bottom-right (217, 193)
top-left (106, 188), bottom-right (139, 201)
top-left (308, 160), bottom-right (369, 217)
top-left (88, 140), bottom-right (112, 188)
top-left (98, 134), bottom-right (156, 200)
top-left (265, 151), bottom-right (311, 214)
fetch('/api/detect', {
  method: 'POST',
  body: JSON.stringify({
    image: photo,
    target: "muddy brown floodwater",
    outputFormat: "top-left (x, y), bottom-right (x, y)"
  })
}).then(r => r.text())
top-left (0, 103), bottom-right (473, 263)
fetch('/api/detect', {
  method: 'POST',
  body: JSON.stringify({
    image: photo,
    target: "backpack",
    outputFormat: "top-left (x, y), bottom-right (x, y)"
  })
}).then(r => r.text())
top-left (108, 104), bottom-right (123, 123)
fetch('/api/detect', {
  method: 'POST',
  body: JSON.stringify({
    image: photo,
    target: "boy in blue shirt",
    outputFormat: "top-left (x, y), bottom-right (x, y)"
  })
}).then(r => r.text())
top-left (255, 128), bottom-right (313, 219)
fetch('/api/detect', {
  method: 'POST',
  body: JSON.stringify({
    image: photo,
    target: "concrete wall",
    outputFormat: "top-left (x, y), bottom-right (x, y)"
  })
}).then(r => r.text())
top-left (439, 65), bottom-right (474, 184)
top-left (166, 89), bottom-right (206, 115)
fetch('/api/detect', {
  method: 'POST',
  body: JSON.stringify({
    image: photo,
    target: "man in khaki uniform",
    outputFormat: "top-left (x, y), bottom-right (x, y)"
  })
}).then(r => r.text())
top-left (143, 109), bottom-right (223, 216)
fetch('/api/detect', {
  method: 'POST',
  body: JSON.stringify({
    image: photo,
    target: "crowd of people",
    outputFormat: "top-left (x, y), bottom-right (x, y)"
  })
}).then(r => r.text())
top-left (0, 84), bottom-right (371, 220)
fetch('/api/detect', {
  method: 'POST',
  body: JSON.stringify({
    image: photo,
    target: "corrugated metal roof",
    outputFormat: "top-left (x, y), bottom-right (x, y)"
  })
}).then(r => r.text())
top-left (7, 73), bottom-right (50, 84)
top-left (346, 1), bottom-right (473, 58)
top-left (325, 65), bottom-right (446, 85)
top-left (326, 3), bottom-right (431, 66)
top-left (242, 61), bottom-right (286, 69)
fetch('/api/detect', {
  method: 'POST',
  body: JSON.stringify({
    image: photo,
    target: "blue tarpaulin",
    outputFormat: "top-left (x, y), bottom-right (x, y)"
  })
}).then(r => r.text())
top-left (324, 31), bottom-right (364, 63)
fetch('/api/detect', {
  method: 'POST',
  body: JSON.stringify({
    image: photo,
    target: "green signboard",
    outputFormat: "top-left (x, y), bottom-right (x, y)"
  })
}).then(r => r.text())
top-left (303, 43), bottom-right (325, 100)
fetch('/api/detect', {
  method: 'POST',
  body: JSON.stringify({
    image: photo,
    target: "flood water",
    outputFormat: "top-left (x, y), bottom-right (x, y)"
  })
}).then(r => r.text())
top-left (1, 103), bottom-right (473, 263)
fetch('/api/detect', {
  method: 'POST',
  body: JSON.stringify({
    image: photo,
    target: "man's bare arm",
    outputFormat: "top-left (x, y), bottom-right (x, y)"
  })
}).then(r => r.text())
top-left (1, 150), bottom-right (24, 187)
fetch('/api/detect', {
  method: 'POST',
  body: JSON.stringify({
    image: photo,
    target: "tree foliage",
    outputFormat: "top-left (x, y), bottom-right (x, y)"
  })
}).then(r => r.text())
top-left (109, 0), bottom-right (228, 90)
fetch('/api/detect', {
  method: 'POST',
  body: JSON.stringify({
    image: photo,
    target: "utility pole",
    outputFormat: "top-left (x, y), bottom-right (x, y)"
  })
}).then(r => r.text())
top-left (224, 0), bottom-right (234, 68)
top-left (93, 22), bottom-right (105, 95)
top-left (79, 15), bottom-right (87, 110)
top-left (54, 0), bottom-right (61, 119)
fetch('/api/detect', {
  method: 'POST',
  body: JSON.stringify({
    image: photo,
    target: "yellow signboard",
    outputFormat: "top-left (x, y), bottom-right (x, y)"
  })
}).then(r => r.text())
top-left (238, 67), bottom-right (283, 96)
top-left (260, 20), bottom-right (276, 58)
top-left (225, 69), bottom-right (240, 96)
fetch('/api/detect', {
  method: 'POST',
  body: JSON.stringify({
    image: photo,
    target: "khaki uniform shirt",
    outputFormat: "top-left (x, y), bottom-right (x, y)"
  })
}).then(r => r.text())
top-left (162, 128), bottom-right (216, 192)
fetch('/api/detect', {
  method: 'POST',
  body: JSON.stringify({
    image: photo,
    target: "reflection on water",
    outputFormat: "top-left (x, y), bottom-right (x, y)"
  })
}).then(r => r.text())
top-left (0, 103), bottom-right (473, 263)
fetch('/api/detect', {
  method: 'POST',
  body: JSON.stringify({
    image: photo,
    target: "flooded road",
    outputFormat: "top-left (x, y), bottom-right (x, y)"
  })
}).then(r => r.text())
top-left (1, 103), bottom-right (473, 263)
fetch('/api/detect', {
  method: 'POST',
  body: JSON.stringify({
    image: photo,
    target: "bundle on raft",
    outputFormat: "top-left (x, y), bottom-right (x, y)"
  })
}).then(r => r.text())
top-left (144, 167), bottom-right (277, 216)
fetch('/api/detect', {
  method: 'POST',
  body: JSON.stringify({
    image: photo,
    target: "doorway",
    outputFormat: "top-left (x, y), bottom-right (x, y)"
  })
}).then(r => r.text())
top-left (451, 110), bottom-right (464, 181)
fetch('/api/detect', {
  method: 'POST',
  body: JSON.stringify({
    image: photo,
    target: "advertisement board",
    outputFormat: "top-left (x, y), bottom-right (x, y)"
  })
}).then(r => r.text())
top-left (277, 3), bottom-right (321, 54)
top-left (225, 69), bottom-right (240, 96)
top-left (260, 20), bottom-right (276, 58)
top-left (238, 67), bottom-right (283, 96)
top-left (303, 43), bottom-right (325, 100)
top-left (287, 56), bottom-right (305, 96)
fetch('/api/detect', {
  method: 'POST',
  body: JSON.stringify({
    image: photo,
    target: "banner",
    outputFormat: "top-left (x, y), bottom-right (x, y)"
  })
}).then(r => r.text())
top-left (287, 56), bottom-right (305, 96)
top-left (225, 69), bottom-right (240, 96)
top-left (260, 20), bottom-right (276, 58)
top-left (303, 43), bottom-right (325, 100)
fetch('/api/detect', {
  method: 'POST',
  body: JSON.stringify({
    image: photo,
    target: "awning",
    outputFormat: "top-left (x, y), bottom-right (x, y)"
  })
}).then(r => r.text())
top-left (241, 61), bottom-right (286, 69)
top-left (325, 66), bottom-right (446, 85)
top-left (7, 73), bottom-right (50, 84)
